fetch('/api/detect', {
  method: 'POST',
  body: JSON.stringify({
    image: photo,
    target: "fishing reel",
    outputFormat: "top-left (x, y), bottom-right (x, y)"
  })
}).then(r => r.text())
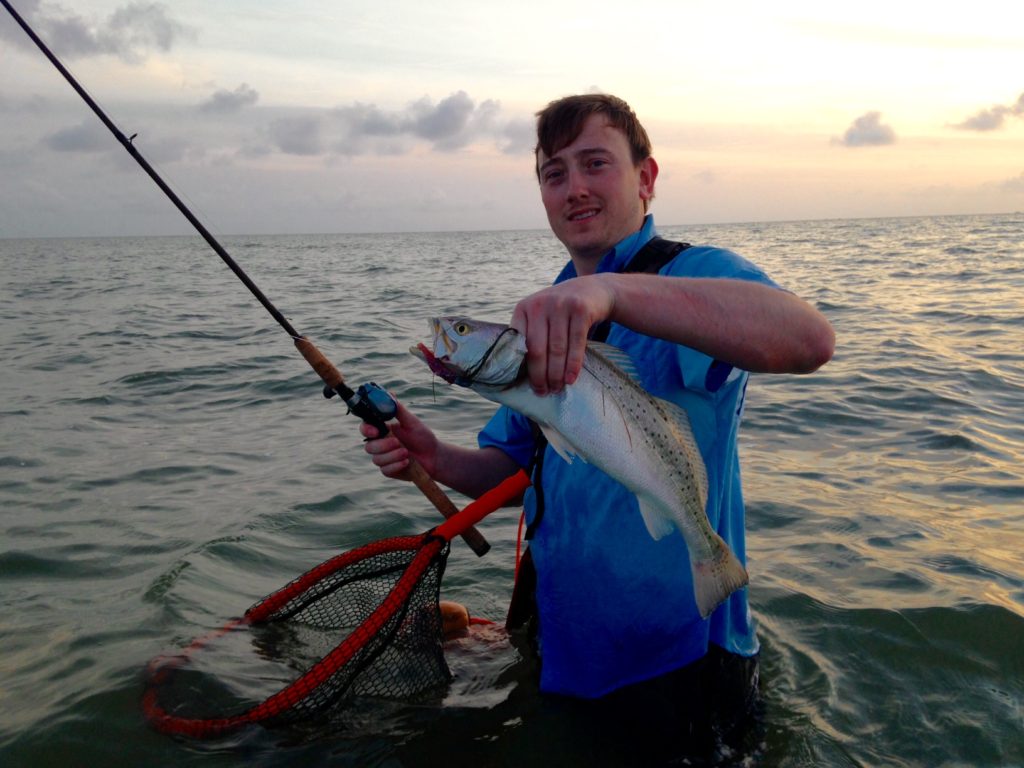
top-left (324, 381), bottom-right (398, 435)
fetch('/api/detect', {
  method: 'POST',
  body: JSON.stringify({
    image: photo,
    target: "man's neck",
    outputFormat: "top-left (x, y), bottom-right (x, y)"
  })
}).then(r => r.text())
top-left (568, 217), bottom-right (650, 276)
top-left (570, 252), bottom-right (602, 277)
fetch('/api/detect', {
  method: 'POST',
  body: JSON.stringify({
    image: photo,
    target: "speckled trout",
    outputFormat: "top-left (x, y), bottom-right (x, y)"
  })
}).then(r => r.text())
top-left (411, 316), bottom-right (748, 618)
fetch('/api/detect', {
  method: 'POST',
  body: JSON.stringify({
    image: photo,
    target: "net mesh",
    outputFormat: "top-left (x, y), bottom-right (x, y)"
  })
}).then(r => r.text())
top-left (253, 535), bottom-right (453, 726)
top-left (145, 533), bottom-right (453, 736)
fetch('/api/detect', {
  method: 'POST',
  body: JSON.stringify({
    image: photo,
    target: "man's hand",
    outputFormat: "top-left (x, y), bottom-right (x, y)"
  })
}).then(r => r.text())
top-left (360, 399), bottom-right (440, 479)
top-left (510, 274), bottom-right (616, 394)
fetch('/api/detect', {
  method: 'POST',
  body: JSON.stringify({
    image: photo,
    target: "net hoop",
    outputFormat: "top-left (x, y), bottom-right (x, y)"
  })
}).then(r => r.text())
top-left (144, 470), bottom-right (531, 738)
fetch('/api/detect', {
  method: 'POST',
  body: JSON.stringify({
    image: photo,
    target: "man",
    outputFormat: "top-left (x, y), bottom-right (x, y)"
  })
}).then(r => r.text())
top-left (363, 94), bottom-right (834, 751)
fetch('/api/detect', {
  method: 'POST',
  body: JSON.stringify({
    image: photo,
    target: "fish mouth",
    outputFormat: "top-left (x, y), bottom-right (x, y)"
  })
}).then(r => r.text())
top-left (433, 318), bottom-right (456, 356)
top-left (412, 342), bottom-right (459, 385)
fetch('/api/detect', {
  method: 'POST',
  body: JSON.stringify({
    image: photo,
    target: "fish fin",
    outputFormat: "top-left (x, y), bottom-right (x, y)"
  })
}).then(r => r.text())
top-left (585, 342), bottom-right (643, 384)
top-left (636, 498), bottom-right (676, 541)
top-left (691, 532), bottom-right (749, 618)
top-left (538, 424), bottom-right (578, 464)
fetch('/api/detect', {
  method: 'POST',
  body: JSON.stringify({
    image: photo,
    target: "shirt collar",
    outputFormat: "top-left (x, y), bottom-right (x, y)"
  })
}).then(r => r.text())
top-left (553, 214), bottom-right (658, 285)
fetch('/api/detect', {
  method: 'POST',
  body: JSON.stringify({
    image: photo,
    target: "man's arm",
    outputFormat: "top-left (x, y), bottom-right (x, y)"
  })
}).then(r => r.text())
top-left (511, 272), bottom-right (835, 394)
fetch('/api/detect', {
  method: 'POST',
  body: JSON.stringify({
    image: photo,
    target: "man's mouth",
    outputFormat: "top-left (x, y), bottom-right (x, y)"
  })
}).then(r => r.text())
top-left (568, 208), bottom-right (599, 222)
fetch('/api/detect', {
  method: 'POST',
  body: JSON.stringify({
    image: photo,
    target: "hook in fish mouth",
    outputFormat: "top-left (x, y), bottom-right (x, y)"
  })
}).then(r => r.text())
top-left (414, 343), bottom-right (459, 384)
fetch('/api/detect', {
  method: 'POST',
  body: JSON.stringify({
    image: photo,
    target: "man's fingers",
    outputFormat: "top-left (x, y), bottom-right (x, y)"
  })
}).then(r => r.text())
top-left (363, 435), bottom-right (409, 474)
top-left (523, 315), bottom-right (551, 395)
top-left (513, 296), bottom-right (550, 394)
top-left (359, 421), bottom-right (382, 440)
top-left (391, 399), bottom-right (423, 434)
top-left (512, 278), bottom-right (614, 393)
top-left (563, 313), bottom-right (589, 386)
top-left (544, 315), bottom-right (571, 393)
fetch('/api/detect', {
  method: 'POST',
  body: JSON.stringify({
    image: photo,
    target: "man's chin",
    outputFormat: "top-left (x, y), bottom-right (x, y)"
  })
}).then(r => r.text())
top-left (563, 232), bottom-right (612, 262)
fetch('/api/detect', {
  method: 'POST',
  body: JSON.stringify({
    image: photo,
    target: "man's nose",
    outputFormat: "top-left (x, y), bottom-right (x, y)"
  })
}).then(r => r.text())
top-left (566, 167), bottom-right (589, 200)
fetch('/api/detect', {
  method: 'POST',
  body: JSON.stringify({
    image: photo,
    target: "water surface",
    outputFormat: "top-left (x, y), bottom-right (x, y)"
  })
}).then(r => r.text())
top-left (1, 214), bottom-right (1022, 766)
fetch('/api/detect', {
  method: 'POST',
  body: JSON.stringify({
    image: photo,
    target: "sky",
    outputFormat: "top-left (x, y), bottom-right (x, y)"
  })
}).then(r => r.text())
top-left (1, 0), bottom-right (1022, 237)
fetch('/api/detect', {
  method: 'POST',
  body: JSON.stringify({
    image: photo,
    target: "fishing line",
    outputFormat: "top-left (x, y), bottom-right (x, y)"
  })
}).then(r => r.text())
top-left (2, 0), bottom-right (489, 556)
top-left (456, 326), bottom-right (518, 387)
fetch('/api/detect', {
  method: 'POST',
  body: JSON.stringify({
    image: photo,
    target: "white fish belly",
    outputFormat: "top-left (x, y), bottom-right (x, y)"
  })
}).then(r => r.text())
top-left (491, 363), bottom-right (716, 559)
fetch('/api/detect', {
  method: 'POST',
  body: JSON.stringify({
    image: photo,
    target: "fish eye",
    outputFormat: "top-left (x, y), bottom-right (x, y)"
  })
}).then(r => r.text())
top-left (454, 322), bottom-right (471, 335)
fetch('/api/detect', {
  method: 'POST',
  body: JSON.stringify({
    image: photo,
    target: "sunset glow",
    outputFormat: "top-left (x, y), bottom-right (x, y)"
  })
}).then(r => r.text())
top-left (1, 0), bottom-right (1022, 236)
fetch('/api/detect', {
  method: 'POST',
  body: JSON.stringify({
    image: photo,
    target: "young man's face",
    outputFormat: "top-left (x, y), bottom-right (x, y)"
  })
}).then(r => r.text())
top-left (537, 114), bottom-right (657, 269)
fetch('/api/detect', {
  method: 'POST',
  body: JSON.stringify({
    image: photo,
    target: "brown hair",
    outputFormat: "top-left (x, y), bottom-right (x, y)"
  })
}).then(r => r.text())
top-left (534, 94), bottom-right (652, 181)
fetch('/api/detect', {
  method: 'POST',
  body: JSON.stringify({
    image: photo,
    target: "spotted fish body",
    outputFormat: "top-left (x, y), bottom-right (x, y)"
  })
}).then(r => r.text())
top-left (411, 316), bottom-right (749, 618)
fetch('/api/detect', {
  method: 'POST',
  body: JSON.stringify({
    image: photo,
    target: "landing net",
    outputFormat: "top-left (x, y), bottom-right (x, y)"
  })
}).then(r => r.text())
top-left (143, 471), bottom-right (530, 738)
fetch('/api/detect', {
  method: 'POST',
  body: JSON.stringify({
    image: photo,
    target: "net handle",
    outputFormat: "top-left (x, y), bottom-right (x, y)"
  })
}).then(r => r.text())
top-left (434, 470), bottom-right (531, 543)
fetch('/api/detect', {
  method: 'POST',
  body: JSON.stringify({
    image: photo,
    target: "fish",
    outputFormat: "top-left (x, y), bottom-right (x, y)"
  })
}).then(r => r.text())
top-left (410, 316), bottom-right (749, 619)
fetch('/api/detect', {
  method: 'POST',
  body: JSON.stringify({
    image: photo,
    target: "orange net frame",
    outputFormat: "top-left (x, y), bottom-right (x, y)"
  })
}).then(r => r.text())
top-left (144, 471), bottom-right (530, 739)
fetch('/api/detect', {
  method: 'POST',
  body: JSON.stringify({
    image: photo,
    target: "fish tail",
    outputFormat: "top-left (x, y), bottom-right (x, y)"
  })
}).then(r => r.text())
top-left (692, 532), bottom-right (749, 619)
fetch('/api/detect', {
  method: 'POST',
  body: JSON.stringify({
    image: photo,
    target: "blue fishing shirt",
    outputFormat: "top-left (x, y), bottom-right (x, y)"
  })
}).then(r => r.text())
top-left (479, 215), bottom-right (777, 698)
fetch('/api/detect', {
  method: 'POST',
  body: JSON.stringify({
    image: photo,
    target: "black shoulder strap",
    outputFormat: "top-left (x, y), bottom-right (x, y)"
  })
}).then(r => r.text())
top-left (526, 236), bottom-right (692, 541)
top-left (590, 236), bottom-right (691, 343)
top-left (623, 236), bottom-right (691, 275)
top-left (524, 420), bottom-right (547, 541)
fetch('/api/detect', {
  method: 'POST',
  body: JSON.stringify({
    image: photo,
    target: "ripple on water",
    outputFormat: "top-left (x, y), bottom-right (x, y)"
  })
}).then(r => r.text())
top-left (757, 594), bottom-right (1024, 767)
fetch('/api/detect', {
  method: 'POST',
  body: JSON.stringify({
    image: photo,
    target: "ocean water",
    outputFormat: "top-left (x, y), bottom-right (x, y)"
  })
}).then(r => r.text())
top-left (1, 213), bottom-right (1022, 767)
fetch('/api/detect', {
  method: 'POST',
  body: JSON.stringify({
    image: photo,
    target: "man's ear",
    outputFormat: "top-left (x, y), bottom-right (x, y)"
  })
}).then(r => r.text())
top-left (639, 156), bottom-right (659, 203)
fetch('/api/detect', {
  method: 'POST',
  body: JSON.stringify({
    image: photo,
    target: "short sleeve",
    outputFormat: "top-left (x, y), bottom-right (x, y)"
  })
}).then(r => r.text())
top-left (663, 245), bottom-right (781, 393)
top-left (478, 405), bottom-right (536, 468)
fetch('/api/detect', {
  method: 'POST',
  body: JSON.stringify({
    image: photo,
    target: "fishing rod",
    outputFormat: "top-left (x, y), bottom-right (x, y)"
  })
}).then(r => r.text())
top-left (2, 0), bottom-right (490, 556)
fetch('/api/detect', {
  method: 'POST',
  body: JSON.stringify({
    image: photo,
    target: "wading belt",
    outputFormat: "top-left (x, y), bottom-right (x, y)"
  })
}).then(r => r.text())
top-left (506, 236), bottom-right (691, 631)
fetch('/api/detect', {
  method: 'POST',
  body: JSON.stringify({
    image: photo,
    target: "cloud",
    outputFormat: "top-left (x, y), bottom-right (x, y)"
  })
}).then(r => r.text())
top-left (500, 118), bottom-right (535, 156)
top-left (268, 115), bottom-right (324, 156)
top-left (0, 91), bottom-right (51, 115)
top-left (2, 1), bottom-right (194, 63)
top-left (38, 116), bottom-right (190, 167)
top-left (1001, 172), bottom-right (1024, 194)
top-left (42, 120), bottom-right (109, 152)
top-left (130, 134), bottom-right (189, 164)
top-left (333, 103), bottom-right (404, 138)
top-left (955, 107), bottom-right (1009, 131)
top-left (835, 111), bottom-right (896, 147)
top-left (329, 91), bottom-right (505, 154)
top-left (23, 89), bottom-right (527, 163)
top-left (951, 92), bottom-right (1024, 131)
top-left (409, 91), bottom-right (475, 145)
top-left (198, 83), bottom-right (259, 114)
